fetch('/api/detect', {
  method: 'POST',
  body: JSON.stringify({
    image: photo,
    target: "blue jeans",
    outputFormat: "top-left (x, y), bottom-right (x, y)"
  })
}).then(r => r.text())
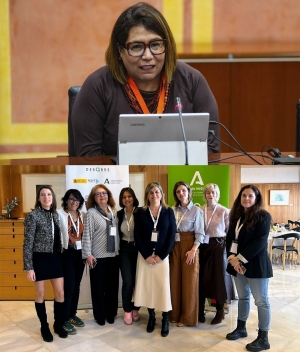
top-left (234, 273), bottom-right (271, 331)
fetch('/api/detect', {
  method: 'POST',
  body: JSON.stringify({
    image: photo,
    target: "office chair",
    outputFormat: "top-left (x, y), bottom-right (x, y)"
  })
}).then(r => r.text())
top-left (269, 233), bottom-right (300, 270)
top-left (68, 86), bottom-right (81, 156)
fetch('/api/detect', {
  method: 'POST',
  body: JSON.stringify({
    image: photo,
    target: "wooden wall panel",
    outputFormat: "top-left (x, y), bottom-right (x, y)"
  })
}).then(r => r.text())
top-left (186, 61), bottom-right (300, 153)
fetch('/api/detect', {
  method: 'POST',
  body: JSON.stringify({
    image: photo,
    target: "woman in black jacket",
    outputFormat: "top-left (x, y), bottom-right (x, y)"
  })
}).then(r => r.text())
top-left (117, 187), bottom-right (140, 325)
top-left (226, 185), bottom-right (272, 352)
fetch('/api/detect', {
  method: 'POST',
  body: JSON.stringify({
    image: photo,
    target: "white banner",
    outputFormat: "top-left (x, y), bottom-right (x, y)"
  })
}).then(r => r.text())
top-left (65, 165), bottom-right (129, 309)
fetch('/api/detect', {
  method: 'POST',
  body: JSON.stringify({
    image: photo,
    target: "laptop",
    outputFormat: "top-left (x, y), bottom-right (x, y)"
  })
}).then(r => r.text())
top-left (117, 113), bottom-right (210, 165)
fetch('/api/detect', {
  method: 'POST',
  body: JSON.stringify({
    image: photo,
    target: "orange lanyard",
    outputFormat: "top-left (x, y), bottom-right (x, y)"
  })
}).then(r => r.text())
top-left (127, 74), bottom-right (166, 114)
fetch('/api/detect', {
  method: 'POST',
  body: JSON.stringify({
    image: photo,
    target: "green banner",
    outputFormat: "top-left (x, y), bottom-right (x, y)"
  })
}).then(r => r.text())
top-left (167, 165), bottom-right (230, 208)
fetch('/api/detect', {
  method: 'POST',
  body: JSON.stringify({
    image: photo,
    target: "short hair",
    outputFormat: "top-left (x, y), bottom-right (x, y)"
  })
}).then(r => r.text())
top-left (106, 2), bottom-right (177, 85)
top-left (34, 185), bottom-right (57, 213)
top-left (203, 183), bottom-right (220, 202)
top-left (61, 189), bottom-right (84, 210)
top-left (173, 181), bottom-right (192, 207)
top-left (143, 181), bottom-right (168, 208)
top-left (119, 187), bottom-right (139, 208)
top-left (86, 184), bottom-right (116, 210)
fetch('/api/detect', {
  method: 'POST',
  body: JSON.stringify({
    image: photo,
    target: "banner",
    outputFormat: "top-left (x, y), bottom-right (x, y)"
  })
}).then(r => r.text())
top-left (167, 165), bottom-right (230, 208)
top-left (65, 165), bottom-right (129, 211)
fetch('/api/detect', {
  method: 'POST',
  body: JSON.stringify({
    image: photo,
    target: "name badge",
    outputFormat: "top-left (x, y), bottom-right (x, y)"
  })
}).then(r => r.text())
top-left (110, 226), bottom-right (116, 236)
top-left (230, 241), bottom-right (238, 254)
top-left (175, 232), bottom-right (180, 242)
top-left (75, 240), bottom-right (82, 250)
top-left (151, 231), bottom-right (158, 242)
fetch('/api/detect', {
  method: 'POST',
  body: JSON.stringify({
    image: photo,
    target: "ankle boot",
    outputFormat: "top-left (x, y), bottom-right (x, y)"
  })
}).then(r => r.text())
top-left (161, 312), bottom-right (169, 337)
top-left (146, 308), bottom-right (156, 333)
top-left (53, 300), bottom-right (68, 338)
top-left (226, 319), bottom-right (247, 340)
top-left (246, 329), bottom-right (270, 351)
top-left (35, 302), bottom-right (53, 342)
top-left (211, 309), bottom-right (225, 325)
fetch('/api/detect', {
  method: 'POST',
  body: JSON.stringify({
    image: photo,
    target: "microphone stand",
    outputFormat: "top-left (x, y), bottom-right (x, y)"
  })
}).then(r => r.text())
top-left (176, 97), bottom-right (188, 165)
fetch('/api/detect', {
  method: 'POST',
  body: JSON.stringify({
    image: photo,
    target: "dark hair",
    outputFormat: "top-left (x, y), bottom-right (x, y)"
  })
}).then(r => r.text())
top-left (229, 184), bottom-right (263, 231)
top-left (61, 189), bottom-right (84, 210)
top-left (143, 181), bottom-right (168, 208)
top-left (34, 185), bottom-right (57, 213)
top-left (86, 184), bottom-right (116, 210)
top-left (106, 2), bottom-right (177, 84)
top-left (173, 181), bottom-right (192, 207)
top-left (119, 187), bottom-right (139, 208)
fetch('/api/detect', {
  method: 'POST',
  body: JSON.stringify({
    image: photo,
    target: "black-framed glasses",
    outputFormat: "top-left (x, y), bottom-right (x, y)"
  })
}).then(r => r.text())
top-left (124, 39), bottom-right (166, 57)
top-left (68, 198), bottom-right (80, 203)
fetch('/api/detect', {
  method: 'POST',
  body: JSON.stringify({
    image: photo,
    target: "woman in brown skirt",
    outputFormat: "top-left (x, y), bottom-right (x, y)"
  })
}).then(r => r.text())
top-left (199, 183), bottom-right (231, 324)
top-left (169, 181), bottom-right (204, 327)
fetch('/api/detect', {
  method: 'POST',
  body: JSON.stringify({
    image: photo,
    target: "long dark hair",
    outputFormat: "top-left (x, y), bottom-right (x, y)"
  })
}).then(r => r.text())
top-left (229, 184), bottom-right (264, 231)
top-left (119, 187), bottom-right (139, 208)
top-left (34, 185), bottom-right (57, 213)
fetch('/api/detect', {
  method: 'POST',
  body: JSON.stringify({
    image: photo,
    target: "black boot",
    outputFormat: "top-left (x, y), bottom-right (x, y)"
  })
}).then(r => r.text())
top-left (226, 319), bottom-right (247, 340)
top-left (146, 308), bottom-right (156, 333)
top-left (53, 300), bottom-right (68, 338)
top-left (211, 309), bottom-right (225, 325)
top-left (161, 312), bottom-right (169, 337)
top-left (198, 296), bottom-right (206, 323)
top-left (246, 330), bottom-right (270, 351)
top-left (35, 302), bottom-right (53, 342)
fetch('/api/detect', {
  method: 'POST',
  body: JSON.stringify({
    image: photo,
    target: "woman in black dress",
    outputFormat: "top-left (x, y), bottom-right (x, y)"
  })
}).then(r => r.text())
top-left (23, 186), bottom-right (67, 342)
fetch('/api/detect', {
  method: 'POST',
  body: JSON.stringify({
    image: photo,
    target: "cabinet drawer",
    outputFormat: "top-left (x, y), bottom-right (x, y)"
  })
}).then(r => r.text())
top-left (0, 260), bottom-right (23, 272)
top-left (0, 273), bottom-right (29, 286)
top-left (0, 221), bottom-right (23, 228)
top-left (0, 235), bottom-right (23, 247)
top-left (0, 227), bottom-right (24, 235)
top-left (0, 248), bottom-right (23, 260)
top-left (0, 283), bottom-right (54, 300)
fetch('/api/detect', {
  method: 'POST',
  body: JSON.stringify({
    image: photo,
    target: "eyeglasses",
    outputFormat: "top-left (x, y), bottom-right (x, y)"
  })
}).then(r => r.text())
top-left (124, 39), bottom-right (166, 57)
top-left (95, 192), bottom-right (108, 197)
top-left (68, 198), bottom-right (80, 203)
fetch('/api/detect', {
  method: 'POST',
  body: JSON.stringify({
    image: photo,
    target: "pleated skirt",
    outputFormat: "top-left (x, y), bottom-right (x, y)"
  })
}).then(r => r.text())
top-left (133, 252), bottom-right (172, 312)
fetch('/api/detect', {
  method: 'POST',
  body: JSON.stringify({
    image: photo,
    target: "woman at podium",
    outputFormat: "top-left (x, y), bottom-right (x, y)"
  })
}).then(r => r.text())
top-left (71, 2), bottom-right (219, 157)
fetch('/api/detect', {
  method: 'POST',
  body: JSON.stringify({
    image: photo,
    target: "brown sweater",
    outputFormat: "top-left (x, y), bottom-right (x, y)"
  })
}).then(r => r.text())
top-left (71, 61), bottom-right (220, 156)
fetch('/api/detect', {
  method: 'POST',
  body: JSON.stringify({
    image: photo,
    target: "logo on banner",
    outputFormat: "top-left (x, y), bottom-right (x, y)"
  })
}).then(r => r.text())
top-left (85, 167), bottom-right (110, 172)
top-left (104, 178), bottom-right (110, 184)
top-left (190, 171), bottom-right (204, 186)
top-left (73, 179), bottom-right (88, 184)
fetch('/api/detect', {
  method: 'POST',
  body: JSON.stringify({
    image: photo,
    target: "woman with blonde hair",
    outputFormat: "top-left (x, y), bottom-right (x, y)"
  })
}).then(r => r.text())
top-left (134, 181), bottom-right (176, 337)
top-left (199, 183), bottom-right (232, 325)
top-left (82, 184), bottom-right (119, 326)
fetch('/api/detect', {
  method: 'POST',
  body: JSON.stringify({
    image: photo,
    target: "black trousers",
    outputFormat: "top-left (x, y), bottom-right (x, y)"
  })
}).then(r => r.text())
top-left (119, 241), bottom-right (139, 312)
top-left (89, 256), bottom-right (119, 322)
top-left (61, 247), bottom-right (85, 321)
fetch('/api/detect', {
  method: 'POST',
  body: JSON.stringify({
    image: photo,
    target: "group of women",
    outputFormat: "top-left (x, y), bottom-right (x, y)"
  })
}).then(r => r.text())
top-left (23, 179), bottom-right (272, 351)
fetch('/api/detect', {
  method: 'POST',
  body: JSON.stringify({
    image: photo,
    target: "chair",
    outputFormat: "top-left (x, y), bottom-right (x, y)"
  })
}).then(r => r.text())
top-left (68, 86), bottom-right (81, 156)
top-left (269, 233), bottom-right (300, 270)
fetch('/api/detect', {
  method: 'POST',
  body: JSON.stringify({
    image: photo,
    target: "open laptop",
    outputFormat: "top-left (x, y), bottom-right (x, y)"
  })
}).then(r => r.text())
top-left (117, 113), bottom-right (210, 165)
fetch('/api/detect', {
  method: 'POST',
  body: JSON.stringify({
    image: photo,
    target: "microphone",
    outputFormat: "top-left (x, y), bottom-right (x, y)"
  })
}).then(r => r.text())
top-left (175, 97), bottom-right (188, 165)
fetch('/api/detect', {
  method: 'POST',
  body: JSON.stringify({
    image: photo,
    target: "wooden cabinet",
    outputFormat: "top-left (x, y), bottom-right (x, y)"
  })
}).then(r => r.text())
top-left (0, 220), bottom-right (53, 300)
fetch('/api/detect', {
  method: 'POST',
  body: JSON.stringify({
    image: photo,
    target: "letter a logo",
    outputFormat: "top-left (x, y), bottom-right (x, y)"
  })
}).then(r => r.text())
top-left (190, 171), bottom-right (204, 186)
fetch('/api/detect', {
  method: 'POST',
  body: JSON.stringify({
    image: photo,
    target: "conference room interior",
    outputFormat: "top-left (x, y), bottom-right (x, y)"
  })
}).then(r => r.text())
top-left (1, 1), bottom-right (300, 351)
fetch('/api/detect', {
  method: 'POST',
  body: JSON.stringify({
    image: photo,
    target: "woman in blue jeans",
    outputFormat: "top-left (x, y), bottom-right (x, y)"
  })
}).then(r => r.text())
top-left (117, 187), bottom-right (140, 325)
top-left (226, 185), bottom-right (272, 352)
